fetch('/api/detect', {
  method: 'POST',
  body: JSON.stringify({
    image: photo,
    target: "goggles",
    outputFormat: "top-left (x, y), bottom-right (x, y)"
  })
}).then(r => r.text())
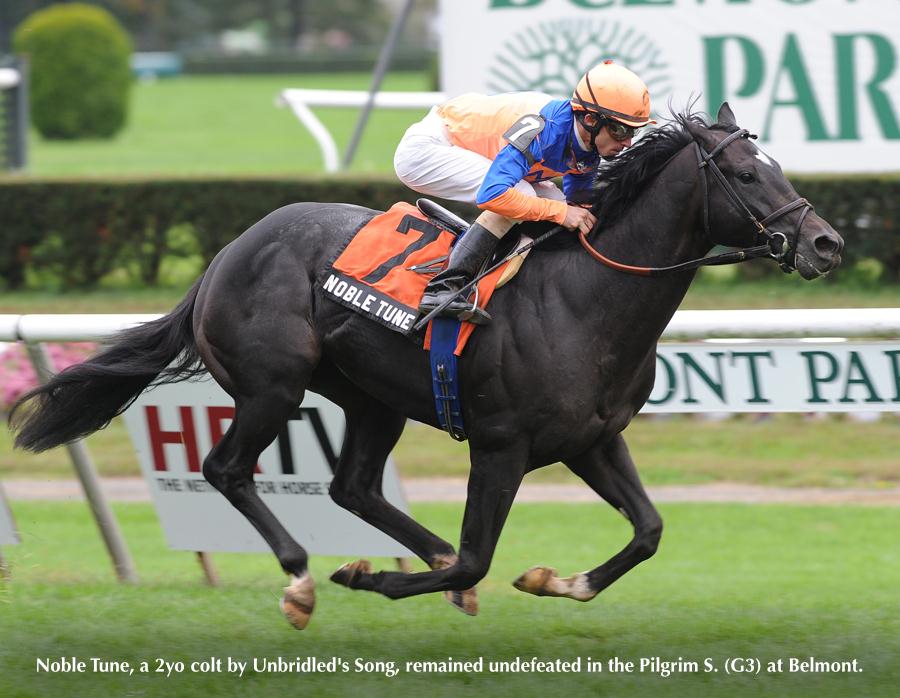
top-left (605, 120), bottom-right (637, 142)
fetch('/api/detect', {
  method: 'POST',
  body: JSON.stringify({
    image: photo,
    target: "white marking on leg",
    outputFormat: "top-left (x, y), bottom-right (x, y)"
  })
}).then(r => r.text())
top-left (543, 570), bottom-right (595, 601)
top-left (567, 573), bottom-right (596, 602)
top-left (281, 572), bottom-right (315, 630)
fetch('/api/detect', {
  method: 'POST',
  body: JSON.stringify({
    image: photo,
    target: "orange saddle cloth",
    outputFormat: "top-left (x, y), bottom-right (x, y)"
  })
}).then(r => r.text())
top-left (319, 202), bottom-right (508, 355)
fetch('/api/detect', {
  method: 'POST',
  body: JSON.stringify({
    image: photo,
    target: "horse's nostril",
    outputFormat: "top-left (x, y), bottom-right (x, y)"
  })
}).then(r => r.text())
top-left (814, 233), bottom-right (842, 257)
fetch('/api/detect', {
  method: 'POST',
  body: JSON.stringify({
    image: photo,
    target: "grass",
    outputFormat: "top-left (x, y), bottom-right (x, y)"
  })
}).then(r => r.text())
top-left (398, 416), bottom-right (900, 489)
top-left (3, 276), bottom-right (900, 314)
top-left (0, 501), bottom-right (898, 696)
top-left (683, 275), bottom-right (900, 309)
top-left (18, 72), bottom-right (432, 178)
top-left (2, 413), bottom-right (898, 489)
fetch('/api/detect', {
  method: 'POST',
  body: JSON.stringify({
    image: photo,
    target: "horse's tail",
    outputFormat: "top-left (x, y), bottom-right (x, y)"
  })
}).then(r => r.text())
top-left (10, 275), bottom-right (206, 453)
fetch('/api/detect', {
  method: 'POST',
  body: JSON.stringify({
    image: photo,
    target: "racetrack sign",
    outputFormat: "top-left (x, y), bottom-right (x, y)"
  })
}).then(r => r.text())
top-left (121, 377), bottom-right (412, 557)
top-left (0, 483), bottom-right (19, 545)
top-left (645, 340), bottom-right (900, 413)
top-left (439, 0), bottom-right (900, 173)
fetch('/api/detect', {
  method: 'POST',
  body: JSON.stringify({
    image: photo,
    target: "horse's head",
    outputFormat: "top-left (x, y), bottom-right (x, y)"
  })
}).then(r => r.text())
top-left (683, 103), bottom-right (843, 279)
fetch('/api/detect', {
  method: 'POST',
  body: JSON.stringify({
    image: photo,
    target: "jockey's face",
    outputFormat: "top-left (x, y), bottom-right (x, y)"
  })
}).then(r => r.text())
top-left (594, 124), bottom-right (633, 158)
top-left (575, 116), bottom-right (633, 159)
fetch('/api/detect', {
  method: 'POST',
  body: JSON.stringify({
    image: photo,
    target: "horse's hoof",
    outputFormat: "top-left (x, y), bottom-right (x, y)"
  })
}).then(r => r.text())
top-left (431, 554), bottom-right (478, 616)
top-left (513, 566), bottom-right (596, 602)
top-left (513, 566), bottom-right (557, 596)
top-left (281, 573), bottom-right (315, 630)
top-left (444, 588), bottom-right (479, 616)
top-left (330, 559), bottom-right (373, 589)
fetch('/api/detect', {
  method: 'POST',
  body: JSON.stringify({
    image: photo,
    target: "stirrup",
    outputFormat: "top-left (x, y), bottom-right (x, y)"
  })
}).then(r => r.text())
top-left (418, 297), bottom-right (492, 325)
top-left (458, 306), bottom-right (492, 325)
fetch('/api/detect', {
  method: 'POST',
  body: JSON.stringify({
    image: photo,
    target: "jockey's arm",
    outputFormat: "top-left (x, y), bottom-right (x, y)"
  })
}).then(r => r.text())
top-left (475, 145), bottom-right (568, 225)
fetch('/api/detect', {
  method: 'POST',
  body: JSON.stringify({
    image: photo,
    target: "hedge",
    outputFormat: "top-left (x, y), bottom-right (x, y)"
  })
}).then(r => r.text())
top-left (182, 48), bottom-right (433, 75)
top-left (0, 177), bottom-right (475, 288)
top-left (12, 4), bottom-right (132, 140)
top-left (0, 175), bottom-right (896, 288)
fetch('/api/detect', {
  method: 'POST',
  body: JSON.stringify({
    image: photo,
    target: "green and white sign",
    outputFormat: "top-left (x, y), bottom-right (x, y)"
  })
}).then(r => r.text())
top-left (439, 0), bottom-right (900, 172)
top-left (645, 341), bottom-right (900, 412)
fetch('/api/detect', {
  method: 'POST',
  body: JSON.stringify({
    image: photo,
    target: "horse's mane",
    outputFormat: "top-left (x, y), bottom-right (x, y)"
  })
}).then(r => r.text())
top-left (592, 111), bottom-right (728, 228)
top-left (525, 110), bottom-right (733, 249)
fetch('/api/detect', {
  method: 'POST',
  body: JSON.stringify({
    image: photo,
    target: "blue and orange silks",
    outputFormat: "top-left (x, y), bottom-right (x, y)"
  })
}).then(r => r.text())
top-left (437, 93), bottom-right (600, 224)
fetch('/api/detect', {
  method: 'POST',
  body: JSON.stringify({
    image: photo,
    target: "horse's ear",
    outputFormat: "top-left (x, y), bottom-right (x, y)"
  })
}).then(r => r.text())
top-left (717, 102), bottom-right (738, 128)
top-left (683, 117), bottom-right (711, 146)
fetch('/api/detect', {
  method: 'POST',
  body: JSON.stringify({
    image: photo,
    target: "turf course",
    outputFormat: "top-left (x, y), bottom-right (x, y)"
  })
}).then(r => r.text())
top-left (23, 72), bottom-right (432, 177)
top-left (1, 501), bottom-right (897, 696)
top-left (2, 414), bottom-right (899, 489)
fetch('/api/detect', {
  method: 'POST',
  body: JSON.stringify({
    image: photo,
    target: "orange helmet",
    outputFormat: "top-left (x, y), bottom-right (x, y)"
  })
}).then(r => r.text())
top-left (571, 60), bottom-right (655, 128)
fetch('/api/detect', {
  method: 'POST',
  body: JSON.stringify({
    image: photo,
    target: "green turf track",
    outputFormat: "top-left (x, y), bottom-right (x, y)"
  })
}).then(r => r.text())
top-left (1, 501), bottom-right (897, 697)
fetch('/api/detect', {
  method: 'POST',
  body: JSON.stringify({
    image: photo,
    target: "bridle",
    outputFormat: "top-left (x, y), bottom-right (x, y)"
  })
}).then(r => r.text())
top-left (578, 127), bottom-right (813, 277)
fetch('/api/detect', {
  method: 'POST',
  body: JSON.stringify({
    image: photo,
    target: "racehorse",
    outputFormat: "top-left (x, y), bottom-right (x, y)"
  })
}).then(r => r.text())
top-left (11, 104), bottom-right (843, 629)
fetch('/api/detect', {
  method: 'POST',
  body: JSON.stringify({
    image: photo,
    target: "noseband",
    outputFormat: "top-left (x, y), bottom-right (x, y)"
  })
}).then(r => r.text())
top-left (578, 127), bottom-right (813, 277)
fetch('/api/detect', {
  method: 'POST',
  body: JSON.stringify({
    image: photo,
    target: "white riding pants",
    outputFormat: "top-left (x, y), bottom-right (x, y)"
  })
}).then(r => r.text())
top-left (394, 107), bottom-right (566, 208)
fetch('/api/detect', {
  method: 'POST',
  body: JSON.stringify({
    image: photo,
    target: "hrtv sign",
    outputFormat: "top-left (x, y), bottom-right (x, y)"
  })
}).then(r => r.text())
top-left (121, 378), bottom-right (411, 556)
top-left (440, 0), bottom-right (900, 172)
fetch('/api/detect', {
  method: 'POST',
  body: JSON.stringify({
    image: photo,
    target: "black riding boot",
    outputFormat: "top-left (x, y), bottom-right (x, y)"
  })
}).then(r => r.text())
top-left (418, 222), bottom-right (498, 324)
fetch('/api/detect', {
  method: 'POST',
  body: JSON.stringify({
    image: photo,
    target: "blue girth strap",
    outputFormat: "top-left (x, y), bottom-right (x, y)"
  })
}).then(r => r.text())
top-left (429, 317), bottom-right (466, 441)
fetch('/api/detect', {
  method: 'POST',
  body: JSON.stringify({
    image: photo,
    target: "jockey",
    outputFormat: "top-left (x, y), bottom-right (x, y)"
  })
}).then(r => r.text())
top-left (394, 60), bottom-right (654, 323)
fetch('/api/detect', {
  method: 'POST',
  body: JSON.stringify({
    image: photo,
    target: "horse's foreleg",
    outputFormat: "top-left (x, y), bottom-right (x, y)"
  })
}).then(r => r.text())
top-left (331, 444), bottom-right (525, 606)
top-left (326, 394), bottom-right (477, 612)
top-left (323, 382), bottom-right (458, 567)
top-left (514, 433), bottom-right (662, 601)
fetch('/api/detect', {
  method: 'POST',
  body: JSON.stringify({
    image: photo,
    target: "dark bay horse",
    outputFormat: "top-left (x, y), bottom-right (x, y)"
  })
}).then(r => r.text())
top-left (11, 105), bottom-right (843, 629)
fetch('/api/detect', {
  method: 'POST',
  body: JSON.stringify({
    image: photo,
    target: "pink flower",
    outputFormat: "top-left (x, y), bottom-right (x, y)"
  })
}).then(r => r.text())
top-left (0, 342), bottom-right (97, 412)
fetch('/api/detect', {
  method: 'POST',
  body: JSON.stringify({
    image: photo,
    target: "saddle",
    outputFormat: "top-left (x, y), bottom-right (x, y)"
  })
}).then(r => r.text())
top-left (417, 198), bottom-right (532, 289)
top-left (319, 200), bottom-right (529, 350)
top-left (318, 199), bottom-right (532, 441)
top-left (416, 198), bottom-right (468, 235)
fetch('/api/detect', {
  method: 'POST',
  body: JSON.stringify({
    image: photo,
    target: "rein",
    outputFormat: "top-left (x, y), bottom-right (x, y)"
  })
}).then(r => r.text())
top-left (578, 127), bottom-right (812, 277)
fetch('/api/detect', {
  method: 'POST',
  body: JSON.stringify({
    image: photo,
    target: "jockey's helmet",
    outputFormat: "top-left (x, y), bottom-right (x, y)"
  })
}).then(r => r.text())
top-left (571, 60), bottom-right (655, 129)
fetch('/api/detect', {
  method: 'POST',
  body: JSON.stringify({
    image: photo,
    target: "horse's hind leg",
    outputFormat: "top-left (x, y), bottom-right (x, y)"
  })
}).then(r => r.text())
top-left (513, 433), bottom-right (663, 601)
top-left (323, 381), bottom-right (477, 613)
top-left (201, 367), bottom-right (318, 629)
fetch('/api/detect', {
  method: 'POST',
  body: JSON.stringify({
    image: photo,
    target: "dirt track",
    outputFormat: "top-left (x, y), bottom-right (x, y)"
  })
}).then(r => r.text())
top-left (3, 477), bottom-right (900, 506)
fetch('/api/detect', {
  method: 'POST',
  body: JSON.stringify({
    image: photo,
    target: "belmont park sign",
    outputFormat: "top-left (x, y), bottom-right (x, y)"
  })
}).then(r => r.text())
top-left (438, 0), bottom-right (900, 172)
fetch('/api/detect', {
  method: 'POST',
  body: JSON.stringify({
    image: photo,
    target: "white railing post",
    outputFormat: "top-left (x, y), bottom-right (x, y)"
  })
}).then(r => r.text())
top-left (277, 89), bottom-right (445, 173)
top-left (22, 341), bottom-right (139, 584)
top-left (278, 94), bottom-right (341, 173)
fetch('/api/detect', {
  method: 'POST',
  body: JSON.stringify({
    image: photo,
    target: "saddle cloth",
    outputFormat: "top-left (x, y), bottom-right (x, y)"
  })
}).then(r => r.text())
top-left (319, 202), bottom-right (512, 355)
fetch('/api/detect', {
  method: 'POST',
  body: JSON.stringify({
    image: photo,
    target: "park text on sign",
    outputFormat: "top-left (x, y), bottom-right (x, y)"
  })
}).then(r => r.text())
top-left (121, 378), bottom-right (411, 556)
top-left (644, 341), bottom-right (900, 413)
top-left (439, 0), bottom-right (900, 172)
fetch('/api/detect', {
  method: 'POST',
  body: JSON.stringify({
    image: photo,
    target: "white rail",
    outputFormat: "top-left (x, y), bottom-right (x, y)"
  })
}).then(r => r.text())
top-left (0, 68), bottom-right (20, 90)
top-left (663, 308), bottom-right (900, 339)
top-left (277, 88), bottom-right (444, 172)
top-left (3, 308), bottom-right (900, 343)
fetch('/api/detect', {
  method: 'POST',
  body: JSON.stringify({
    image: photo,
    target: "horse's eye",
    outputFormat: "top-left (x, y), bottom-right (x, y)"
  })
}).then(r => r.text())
top-left (739, 172), bottom-right (755, 184)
